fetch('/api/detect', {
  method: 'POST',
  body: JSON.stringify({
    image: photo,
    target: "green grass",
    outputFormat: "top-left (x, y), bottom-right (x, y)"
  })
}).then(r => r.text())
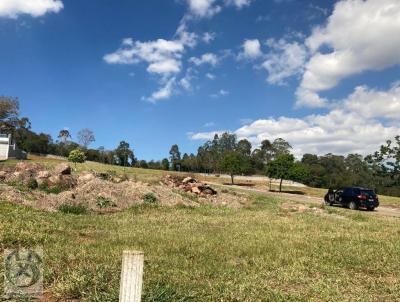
top-left (1, 197), bottom-right (400, 301)
top-left (1, 157), bottom-right (400, 301)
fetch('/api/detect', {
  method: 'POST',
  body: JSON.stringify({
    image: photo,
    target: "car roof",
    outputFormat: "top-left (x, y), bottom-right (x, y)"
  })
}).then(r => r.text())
top-left (340, 187), bottom-right (373, 191)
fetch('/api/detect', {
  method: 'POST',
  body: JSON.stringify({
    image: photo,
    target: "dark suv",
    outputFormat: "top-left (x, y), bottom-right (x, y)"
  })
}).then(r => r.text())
top-left (324, 187), bottom-right (379, 211)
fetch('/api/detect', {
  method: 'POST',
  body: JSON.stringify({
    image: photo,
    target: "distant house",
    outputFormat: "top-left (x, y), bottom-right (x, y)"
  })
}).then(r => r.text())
top-left (0, 134), bottom-right (27, 160)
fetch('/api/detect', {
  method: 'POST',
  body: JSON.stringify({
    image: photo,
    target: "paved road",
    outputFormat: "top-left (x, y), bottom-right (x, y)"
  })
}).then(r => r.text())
top-left (211, 182), bottom-right (400, 219)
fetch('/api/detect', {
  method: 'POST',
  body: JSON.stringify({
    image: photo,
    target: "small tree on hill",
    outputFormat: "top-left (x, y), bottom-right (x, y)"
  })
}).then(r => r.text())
top-left (68, 148), bottom-right (86, 169)
top-left (265, 154), bottom-right (308, 192)
top-left (218, 151), bottom-right (251, 185)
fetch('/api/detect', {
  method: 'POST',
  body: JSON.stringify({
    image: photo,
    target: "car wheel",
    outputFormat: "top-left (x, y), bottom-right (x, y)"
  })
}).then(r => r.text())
top-left (348, 201), bottom-right (358, 210)
top-left (367, 206), bottom-right (375, 211)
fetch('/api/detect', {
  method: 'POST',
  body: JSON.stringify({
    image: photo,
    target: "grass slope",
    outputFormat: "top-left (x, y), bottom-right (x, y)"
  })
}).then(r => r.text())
top-left (1, 158), bottom-right (400, 301)
top-left (1, 199), bottom-right (400, 301)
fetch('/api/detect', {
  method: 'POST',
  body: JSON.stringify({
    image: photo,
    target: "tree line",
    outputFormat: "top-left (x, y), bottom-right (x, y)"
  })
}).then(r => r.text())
top-left (1, 96), bottom-right (399, 196)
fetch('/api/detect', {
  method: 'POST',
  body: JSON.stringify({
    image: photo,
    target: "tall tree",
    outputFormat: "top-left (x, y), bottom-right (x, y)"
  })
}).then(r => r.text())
top-left (77, 128), bottom-right (95, 148)
top-left (115, 141), bottom-right (135, 167)
top-left (271, 138), bottom-right (292, 158)
top-left (237, 139), bottom-right (252, 157)
top-left (169, 144), bottom-right (181, 171)
top-left (58, 129), bottom-right (71, 144)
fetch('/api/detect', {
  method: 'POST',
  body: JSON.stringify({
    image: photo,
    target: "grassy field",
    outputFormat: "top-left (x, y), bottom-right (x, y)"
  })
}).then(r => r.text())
top-left (1, 158), bottom-right (400, 301)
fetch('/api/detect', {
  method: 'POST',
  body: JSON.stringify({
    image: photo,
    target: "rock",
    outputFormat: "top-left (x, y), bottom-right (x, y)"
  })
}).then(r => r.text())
top-left (78, 172), bottom-right (96, 183)
top-left (11, 171), bottom-right (23, 180)
top-left (182, 177), bottom-right (197, 184)
top-left (191, 186), bottom-right (201, 194)
top-left (14, 162), bottom-right (41, 173)
top-left (0, 171), bottom-right (7, 180)
top-left (54, 163), bottom-right (72, 175)
top-left (37, 171), bottom-right (51, 179)
top-left (15, 162), bottom-right (31, 172)
top-left (112, 177), bottom-right (123, 183)
top-left (163, 175), bottom-right (217, 196)
top-left (48, 174), bottom-right (76, 189)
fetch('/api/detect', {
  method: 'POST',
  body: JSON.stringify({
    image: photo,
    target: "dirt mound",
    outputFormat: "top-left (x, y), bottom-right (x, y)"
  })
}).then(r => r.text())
top-left (0, 165), bottom-right (250, 212)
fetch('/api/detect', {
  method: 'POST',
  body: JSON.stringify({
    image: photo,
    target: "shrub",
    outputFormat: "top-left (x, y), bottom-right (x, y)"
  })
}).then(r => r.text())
top-left (26, 179), bottom-right (38, 190)
top-left (58, 204), bottom-right (87, 215)
top-left (98, 170), bottom-right (117, 181)
top-left (38, 183), bottom-right (64, 194)
top-left (143, 193), bottom-right (158, 204)
top-left (68, 149), bottom-right (86, 168)
top-left (96, 196), bottom-right (115, 209)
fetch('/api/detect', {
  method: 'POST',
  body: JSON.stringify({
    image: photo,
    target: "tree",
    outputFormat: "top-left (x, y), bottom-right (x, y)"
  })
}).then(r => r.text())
top-left (271, 138), bottom-right (292, 158)
top-left (260, 139), bottom-right (274, 162)
top-left (77, 128), bottom-right (95, 148)
top-left (0, 96), bottom-right (19, 121)
top-left (265, 154), bottom-right (308, 192)
top-left (115, 141), bottom-right (135, 167)
top-left (58, 129), bottom-right (71, 144)
top-left (217, 151), bottom-right (251, 184)
top-left (68, 148), bottom-right (86, 169)
top-left (161, 158), bottom-right (170, 171)
top-left (169, 144), bottom-right (181, 171)
top-left (237, 139), bottom-right (252, 157)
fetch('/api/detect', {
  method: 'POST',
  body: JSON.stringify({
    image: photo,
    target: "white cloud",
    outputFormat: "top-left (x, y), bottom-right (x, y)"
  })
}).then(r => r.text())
top-left (104, 38), bottom-right (185, 70)
top-left (297, 0), bottom-right (400, 107)
top-left (225, 0), bottom-right (253, 9)
top-left (262, 38), bottom-right (307, 85)
top-left (203, 122), bottom-right (215, 127)
top-left (186, 0), bottom-right (221, 18)
top-left (202, 32), bottom-right (216, 43)
top-left (147, 59), bottom-right (181, 74)
top-left (342, 83), bottom-right (400, 120)
top-left (104, 26), bottom-right (199, 102)
top-left (240, 118), bottom-right (254, 125)
top-left (190, 130), bottom-right (227, 140)
top-left (239, 39), bottom-right (262, 60)
top-left (206, 73), bottom-right (216, 80)
top-left (0, 0), bottom-right (63, 18)
top-left (189, 53), bottom-right (219, 66)
top-left (191, 83), bottom-right (400, 156)
top-left (148, 78), bottom-right (176, 102)
top-left (210, 89), bottom-right (229, 98)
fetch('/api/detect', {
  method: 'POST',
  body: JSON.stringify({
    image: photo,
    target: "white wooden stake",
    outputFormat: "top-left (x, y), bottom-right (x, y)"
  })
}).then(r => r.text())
top-left (119, 250), bottom-right (144, 302)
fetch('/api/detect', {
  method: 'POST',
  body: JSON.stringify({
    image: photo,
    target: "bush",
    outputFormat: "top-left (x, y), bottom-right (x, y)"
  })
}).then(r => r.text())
top-left (143, 193), bottom-right (158, 204)
top-left (26, 179), bottom-right (38, 190)
top-left (38, 183), bottom-right (64, 194)
top-left (96, 196), bottom-right (115, 209)
top-left (98, 170), bottom-right (117, 181)
top-left (58, 204), bottom-right (87, 215)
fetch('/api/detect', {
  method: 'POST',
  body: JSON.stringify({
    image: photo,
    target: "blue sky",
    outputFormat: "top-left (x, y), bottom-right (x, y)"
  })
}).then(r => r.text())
top-left (1, 0), bottom-right (399, 160)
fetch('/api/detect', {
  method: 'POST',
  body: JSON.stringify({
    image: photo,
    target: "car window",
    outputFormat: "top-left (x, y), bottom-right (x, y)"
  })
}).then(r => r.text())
top-left (353, 188), bottom-right (361, 195)
top-left (343, 188), bottom-right (353, 195)
top-left (361, 190), bottom-right (376, 197)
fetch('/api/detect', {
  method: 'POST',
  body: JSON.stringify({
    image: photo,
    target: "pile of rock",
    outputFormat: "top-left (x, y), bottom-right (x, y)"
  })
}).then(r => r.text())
top-left (163, 175), bottom-right (217, 196)
top-left (0, 162), bottom-right (76, 189)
